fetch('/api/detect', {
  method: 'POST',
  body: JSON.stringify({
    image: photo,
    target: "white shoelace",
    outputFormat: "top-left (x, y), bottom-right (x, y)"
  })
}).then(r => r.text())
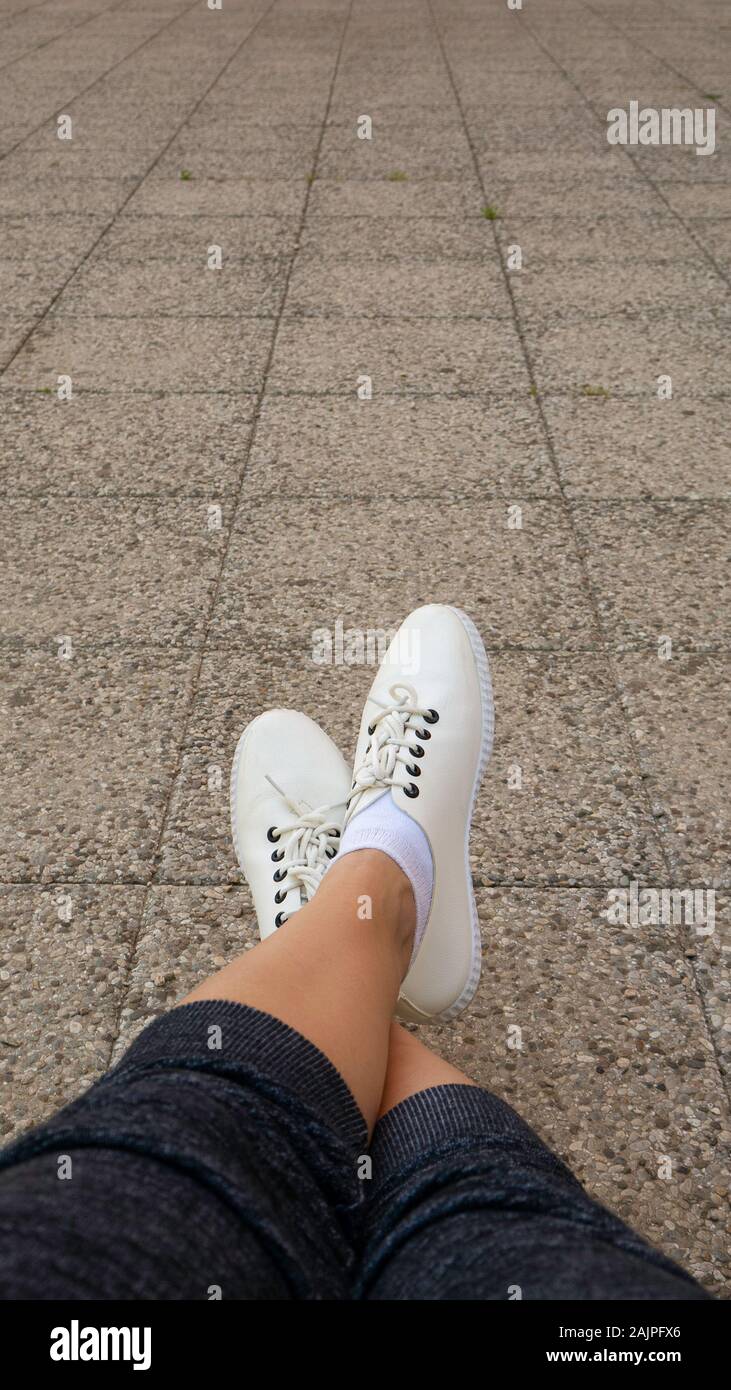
top-left (265, 774), bottom-right (342, 904)
top-left (346, 682), bottom-right (434, 819)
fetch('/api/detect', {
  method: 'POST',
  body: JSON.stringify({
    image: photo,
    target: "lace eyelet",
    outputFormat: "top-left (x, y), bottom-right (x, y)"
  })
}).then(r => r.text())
top-left (367, 722), bottom-right (375, 736)
top-left (424, 709), bottom-right (439, 724)
top-left (404, 783), bottom-right (419, 798)
top-left (267, 826), bottom-right (280, 843)
top-left (416, 728), bottom-right (431, 741)
top-left (332, 828), bottom-right (340, 837)
top-left (274, 911), bottom-right (288, 928)
top-left (410, 744), bottom-right (424, 758)
top-left (274, 888), bottom-right (287, 904)
top-left (271, 848), bottom-right (284, 862)
top-left (326, 846), bottom-right (336, 859)
top-left (273, 868), bottom-right (286, 882)
top-left (406, 764), bottom-right (421, 777)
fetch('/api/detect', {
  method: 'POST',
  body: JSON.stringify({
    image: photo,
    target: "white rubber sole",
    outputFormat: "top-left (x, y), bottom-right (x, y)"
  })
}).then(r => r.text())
top-left (229, 712), bottom-right (269, 885)
top-left (398, 605), bottom-right (495, 1023)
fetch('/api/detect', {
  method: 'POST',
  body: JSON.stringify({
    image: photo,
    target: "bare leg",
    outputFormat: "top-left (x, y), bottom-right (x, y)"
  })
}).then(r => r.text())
top-left (184, 849), bottom-right (415, 1134)
top-left (378, 1022), bottom-right (479, 1119)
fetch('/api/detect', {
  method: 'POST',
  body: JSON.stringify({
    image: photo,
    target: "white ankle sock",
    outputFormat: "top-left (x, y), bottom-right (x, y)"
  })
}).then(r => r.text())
top-left (336, 791), bottom-right (434, 963)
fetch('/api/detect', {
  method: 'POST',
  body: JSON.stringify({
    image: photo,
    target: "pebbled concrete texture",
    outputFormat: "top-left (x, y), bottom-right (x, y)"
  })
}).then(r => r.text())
top-left (0, 0), bottom-right (729, 1297)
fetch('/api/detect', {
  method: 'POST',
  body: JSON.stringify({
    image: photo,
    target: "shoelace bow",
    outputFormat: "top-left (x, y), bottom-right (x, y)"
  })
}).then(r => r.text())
top-left (347, 682), bottom-right (433, 818)
top-left (265, 774), bottom-right (341, 903)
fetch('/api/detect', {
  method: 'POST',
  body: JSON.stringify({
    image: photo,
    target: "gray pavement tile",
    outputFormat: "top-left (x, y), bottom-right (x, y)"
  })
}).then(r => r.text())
top-left (53, 257), bottom-right (287, 317)
top-left (0, 885), bottom-right (144, 1142)
top-left (0, 260), bottom-right (69, 317)
top-left (495, 212), bottom-right (702, 264)
top-left (510, 257), bottom-right (724, 325)
top-left (0, 645), bottom-right (195, 883)
top-left (309, 179), bottom-right (482, 219)
top-left (125, 177), bottom-right (308, 217)
top-left (0, 316), bottom-right (34, 368)
top-left (575, 501), bottom-right (730, 650)
top-left (417, 886), bottom-right (730, 1297)
top-left (1, 144), bottom-right (156, 179)
top-left (299, 213), bottom-right (493, 261)
top-left (615, 652), bottom-right (729, 886)
top-left (113, 885), bottom-right (256, 1057)
top-left (3, 316), bottom-right (275, 391)
top-left (0, 389), bottom-right (254, 495)
top-left (94, 213), bottom-right (299, 261)
top-left (0, 213), bottom-right (109, 267)
top-left (245, 395), bottom-right (556, 499)
top-left (209, 495), bottom-right (598, 650)
top-left (318, 123), bottom-right (476, 181)
top-left (529, 314), bottom-right (730, 397)
top-left (153, 143), bottom-right (316, 182)
top-left (265, 317), bottom-right (530, 396)
top-left (543, 397), bottom-right (731, 498)
top-left (156, 650), bottom-right (663, 889)
top-left (283, 259), bottom-right (510, 320)
top-left (0, 174), bottom-right (133, 216)
top-left (0, 496), bottom-right (230, 644)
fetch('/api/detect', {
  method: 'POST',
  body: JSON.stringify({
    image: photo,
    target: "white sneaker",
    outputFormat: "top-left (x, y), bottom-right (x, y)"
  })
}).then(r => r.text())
top-left (230, 710), bottom-right (351, 939)
top-left (345, 605), bottom-right (494, 1022)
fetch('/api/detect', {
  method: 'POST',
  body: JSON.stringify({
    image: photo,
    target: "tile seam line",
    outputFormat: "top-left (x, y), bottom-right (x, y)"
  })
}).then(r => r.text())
top-left (0, 0), bottom-right (133, 78)
top-left (0, 0), bottom-right (206, 167)
top-left (104, 0), bottom-right (357, 1066)
top-left (0, 0), bottom-right (278, 383)
top-left (428, 0), bottom-right (731, 1105)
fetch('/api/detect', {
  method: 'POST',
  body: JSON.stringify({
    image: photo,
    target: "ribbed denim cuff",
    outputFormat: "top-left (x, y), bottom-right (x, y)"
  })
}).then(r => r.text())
top-left (109, 1000), bottom-right (368, 1152)
top-left (370, 1083), bottom-right (576, 1185)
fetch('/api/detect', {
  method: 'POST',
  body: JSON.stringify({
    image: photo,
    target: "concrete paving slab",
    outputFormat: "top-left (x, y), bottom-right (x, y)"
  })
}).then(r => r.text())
top-left (544, 398), bottom-right (731, 499)
top-left (245, 396), bottom-right (556, 499)
top-left (0, 389), bottom-right (254, 495)
top-left (210, 495), bottom-right (598, 649)
top-left (125, 176), bottom-right (307, 218)
top-left (530, 315), bottom-right (730, 397)
top-left (94, 213), bottom-right (299, 262)
top-left (575, 501), bottom-right (730, 650)
top-left (308, 178), bottom-right (482, 219)
top-left (0, 646), bottom-right (195, 884)
top-left (53, 257), bottom-right (287, 317)
top-left (0, 497), bottom-right (229, 644)
top-left (511, 259), bottom-right (723, 325)
top-left (3, 316), bottom-right (275, 391)
top-left (299, 213), bottom-right (492, 261)
top-left (615, 652), bottom-right (730, 886)
top-left (266, 317), bottom-right (529, 396)
top-left (0, 885), bottom-right (144, 1142)
top-left (284, 259), bottom-right (510, 320)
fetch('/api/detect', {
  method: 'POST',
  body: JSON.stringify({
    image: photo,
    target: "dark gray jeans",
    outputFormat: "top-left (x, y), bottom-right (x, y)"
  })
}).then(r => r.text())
top-left (0, 1002), bottom-right (708, 1300)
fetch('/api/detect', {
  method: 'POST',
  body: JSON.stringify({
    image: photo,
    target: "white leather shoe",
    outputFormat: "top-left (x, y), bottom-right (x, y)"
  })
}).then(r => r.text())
top-left (345, 605), bottom-right (494, 1022)
top-left (230, 710), bottom-right (351, 939)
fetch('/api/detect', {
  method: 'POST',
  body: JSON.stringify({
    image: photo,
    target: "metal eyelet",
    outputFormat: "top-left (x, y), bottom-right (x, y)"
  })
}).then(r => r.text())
top-left (271, 848), bottom-right (284, 862)
top-left (326, 846), bottom-right (337, 859)
top-left (367, 722), bottom-right (375, 735)
top-left (267, 826), bottom-right (280, 843)
top-left (332, 828), bottom-right (340, 837)
top-left (274, 888), bottom-right (287, 904)
top-left (416, 728), bottom-right (431, 741)
top-left (424, 709), bottom-right (439, 724)
top-left (273, 867), bottom-right (286, 882)
top-left (274, 911), bottom-right (288, 928)
top-left (406, 764), bottom-right (421, 777)
top-left (404, 783), bottom-right (419, 798)
top-left (410, 744), bottom-right (424, 758)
